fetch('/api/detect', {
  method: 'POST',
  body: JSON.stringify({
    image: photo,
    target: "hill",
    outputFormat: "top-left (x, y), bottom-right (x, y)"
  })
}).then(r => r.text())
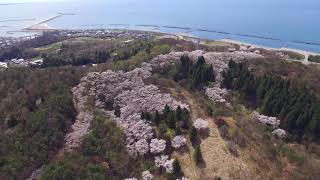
top-left (0, 31), bottom-right (319, 180)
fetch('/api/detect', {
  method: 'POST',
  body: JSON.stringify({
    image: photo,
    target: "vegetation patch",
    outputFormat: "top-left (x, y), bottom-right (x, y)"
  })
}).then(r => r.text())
top-left (281, 50), bottom-right (305, 60)
top-left (155, 55), bottom-right (215, 90)
top-left (308, 55), bottom-right (320, 63)
top-left (41, 112), bottom-right (153, 180)
top-left (142, 104), bottom-right (191, 141)
top-left (223, 60), bottom-right (320, 140)
top-left (0, 67), bottom-right (86, 180)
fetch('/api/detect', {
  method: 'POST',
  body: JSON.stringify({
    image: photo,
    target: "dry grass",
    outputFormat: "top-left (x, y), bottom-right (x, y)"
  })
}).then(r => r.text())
top-left (149, 69), bottom-right (320, 180)
top-left (159, 80), bottom-right (251, 179)
top-left (204, 40), bottom-right (234, 47)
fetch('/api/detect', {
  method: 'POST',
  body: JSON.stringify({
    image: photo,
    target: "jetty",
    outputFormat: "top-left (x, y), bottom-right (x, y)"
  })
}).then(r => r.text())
top-left (235, 33), bottom-right (281, 41)
top-left (162, 26), bottom-right (191, 30)
top-left (292, 40), bottom-right (320, 47)
top-left (196, 28), bottom-right (230, 35)
top-left (135, 24), bottom-right (160, 28)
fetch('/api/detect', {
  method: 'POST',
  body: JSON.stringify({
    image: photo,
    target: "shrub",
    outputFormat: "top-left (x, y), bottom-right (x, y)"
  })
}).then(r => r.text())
top-left (167, 159), bottom-right (182, 180)
top-left (114, 105), bottom-right (121, 117)
top-left (308, 55), bottom-right (320, 63)
top-left (189, 127), bottom-right (198, 143)
top-left (150, 44), bottom-right (171, 57)
top-left (194, 145), bottom-right (202, 163)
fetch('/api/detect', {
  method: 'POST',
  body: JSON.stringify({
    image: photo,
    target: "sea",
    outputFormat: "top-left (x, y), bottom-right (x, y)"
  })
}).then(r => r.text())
top-left (1, 0), bottom-right (320, 52)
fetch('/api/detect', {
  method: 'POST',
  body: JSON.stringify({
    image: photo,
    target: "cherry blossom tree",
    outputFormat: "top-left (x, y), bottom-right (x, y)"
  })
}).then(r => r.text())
top-left (150, 139), bottom-right (166, 154)
top-left (154, 155), bottom-right (175, 173)
top-left (171, 135), bottom-right (187, 149)
top-left (193, 118), bottom-right (209, 132)
top-left (142, 170), bottom-right (154, 180)
top-left (252, 111), bottom-right (280, 129)
top-left (135, 139), bottom-right (149, 155)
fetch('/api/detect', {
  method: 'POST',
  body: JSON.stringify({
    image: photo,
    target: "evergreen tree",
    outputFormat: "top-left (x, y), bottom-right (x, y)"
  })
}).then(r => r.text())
top-left (181, 108), bottom-right (190, 129)
top-left (153, 110), bottom-right (161, 125)
top-left (223, 61), bottom-right (320, 138)
top-left (194, 145), bottom-right (202, 163)
top-left (163, 104), bottom-right (171, 118)
top-left (176, 105), bottom-right (182, 121)
top-left (189, 127), bottom-right (197, 143)
top-left (172, 159), bottom-right (181, 177)
top-left (309, 107), bottom-right (320, 135)
top-left (105, 98), bottom-right (114, 111)
top-left (114, 105), bottom-right (121, 117)
top-left (167, 112), bottom-right (177, 129)
top-left (179, 55), bottom-right (193, 79)
top-left (173, 55), bottom-right (215, 89)
top-left (141, 111), bottom-right (151, 121)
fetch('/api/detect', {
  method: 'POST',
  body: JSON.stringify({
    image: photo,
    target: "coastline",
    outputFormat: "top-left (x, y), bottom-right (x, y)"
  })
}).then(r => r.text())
top-left (10, 13), bottom-right (318, 54)
top-left (220, 39), bottom-right (320, 55)
top-left (147, 29), bottom-right (320, 65)
top-left (5, 13), bottom-right (318, 54)
top-left (151, 29), bottom-right (320, 59)
top-left (5, 18), bottom-right (320, 59)
top-left (219, 39), bottom-right (320, 64)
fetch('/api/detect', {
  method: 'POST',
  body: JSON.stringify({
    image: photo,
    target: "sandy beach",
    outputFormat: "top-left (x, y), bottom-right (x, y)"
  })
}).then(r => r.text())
top-left (220, 39), bottom-right (320, 64)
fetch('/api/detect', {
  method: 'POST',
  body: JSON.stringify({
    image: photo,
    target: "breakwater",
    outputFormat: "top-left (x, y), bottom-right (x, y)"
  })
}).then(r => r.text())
top-left (293, 40), bottom-right (320, 47)
top-left (135, 24), bottom-right (160, 28)
top-left (196, 28), bottom-right (230, 35)
top-left (0, 18), bottom-right (35, 23)
top-left (235, 33), bottom-right (281, 41)
top-left (162, 26), bottom-right (191, 30)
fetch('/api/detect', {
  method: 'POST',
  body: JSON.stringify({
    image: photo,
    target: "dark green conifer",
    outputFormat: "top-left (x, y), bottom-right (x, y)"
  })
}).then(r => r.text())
top-left (189, 127), bottom-right (197, 143)
top-left (194, 145), bottom-right (202, 163)
top-left (114, 105), bottom-right (121, 117)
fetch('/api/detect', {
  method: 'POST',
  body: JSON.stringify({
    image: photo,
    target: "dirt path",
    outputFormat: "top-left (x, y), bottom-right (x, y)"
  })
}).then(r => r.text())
top-left (169, 87), bottom-right (250, 179)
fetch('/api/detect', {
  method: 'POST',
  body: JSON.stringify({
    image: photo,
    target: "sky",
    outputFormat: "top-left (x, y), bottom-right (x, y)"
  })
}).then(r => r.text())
top-left (0, 0), bottom-right (72, 3)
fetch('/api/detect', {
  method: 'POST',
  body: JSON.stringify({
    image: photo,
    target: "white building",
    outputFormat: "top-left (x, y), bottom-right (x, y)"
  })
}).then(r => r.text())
top-left (0, 62), bottom-right (8, 68)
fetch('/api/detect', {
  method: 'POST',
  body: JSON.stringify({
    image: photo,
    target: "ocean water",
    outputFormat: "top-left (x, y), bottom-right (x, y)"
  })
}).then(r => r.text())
top-left (0, 0), bottom-right (320, 52)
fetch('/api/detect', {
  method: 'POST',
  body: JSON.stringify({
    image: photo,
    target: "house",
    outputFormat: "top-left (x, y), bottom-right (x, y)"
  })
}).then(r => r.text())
top-left (0, 62), bottom-right (8, 68)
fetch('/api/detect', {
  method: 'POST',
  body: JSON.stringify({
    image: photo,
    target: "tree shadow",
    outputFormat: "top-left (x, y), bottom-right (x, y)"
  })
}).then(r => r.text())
top-left (199, 129), bottom-right (210, 139)
top-left (176, 145), bottom-right (190, 154)
top-left (196, 159), bottom-right (207, 169)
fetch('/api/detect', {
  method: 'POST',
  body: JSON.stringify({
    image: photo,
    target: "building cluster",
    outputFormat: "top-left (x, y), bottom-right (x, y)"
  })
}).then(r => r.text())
top-left (58, 29), bottom-right (154, 40)
top-left (0, 36), bottom-right (25, 48)
top-left (0, 29), bottom-right (155, 69)
top-left (0, 29), bottom-right (154, 49)
top-left (0, 58), bottom-right (43, 69)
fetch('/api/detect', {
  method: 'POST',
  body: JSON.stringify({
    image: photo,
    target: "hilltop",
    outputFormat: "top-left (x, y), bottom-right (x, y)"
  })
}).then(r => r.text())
top-left (0, 30), bottom-right (320, 180)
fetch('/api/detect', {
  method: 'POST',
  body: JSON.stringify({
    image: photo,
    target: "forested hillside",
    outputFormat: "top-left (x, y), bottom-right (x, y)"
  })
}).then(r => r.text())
top-left (223, 60), bottom-right (320, 140)
top-left (0, 67), bottom-right (87, 180)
